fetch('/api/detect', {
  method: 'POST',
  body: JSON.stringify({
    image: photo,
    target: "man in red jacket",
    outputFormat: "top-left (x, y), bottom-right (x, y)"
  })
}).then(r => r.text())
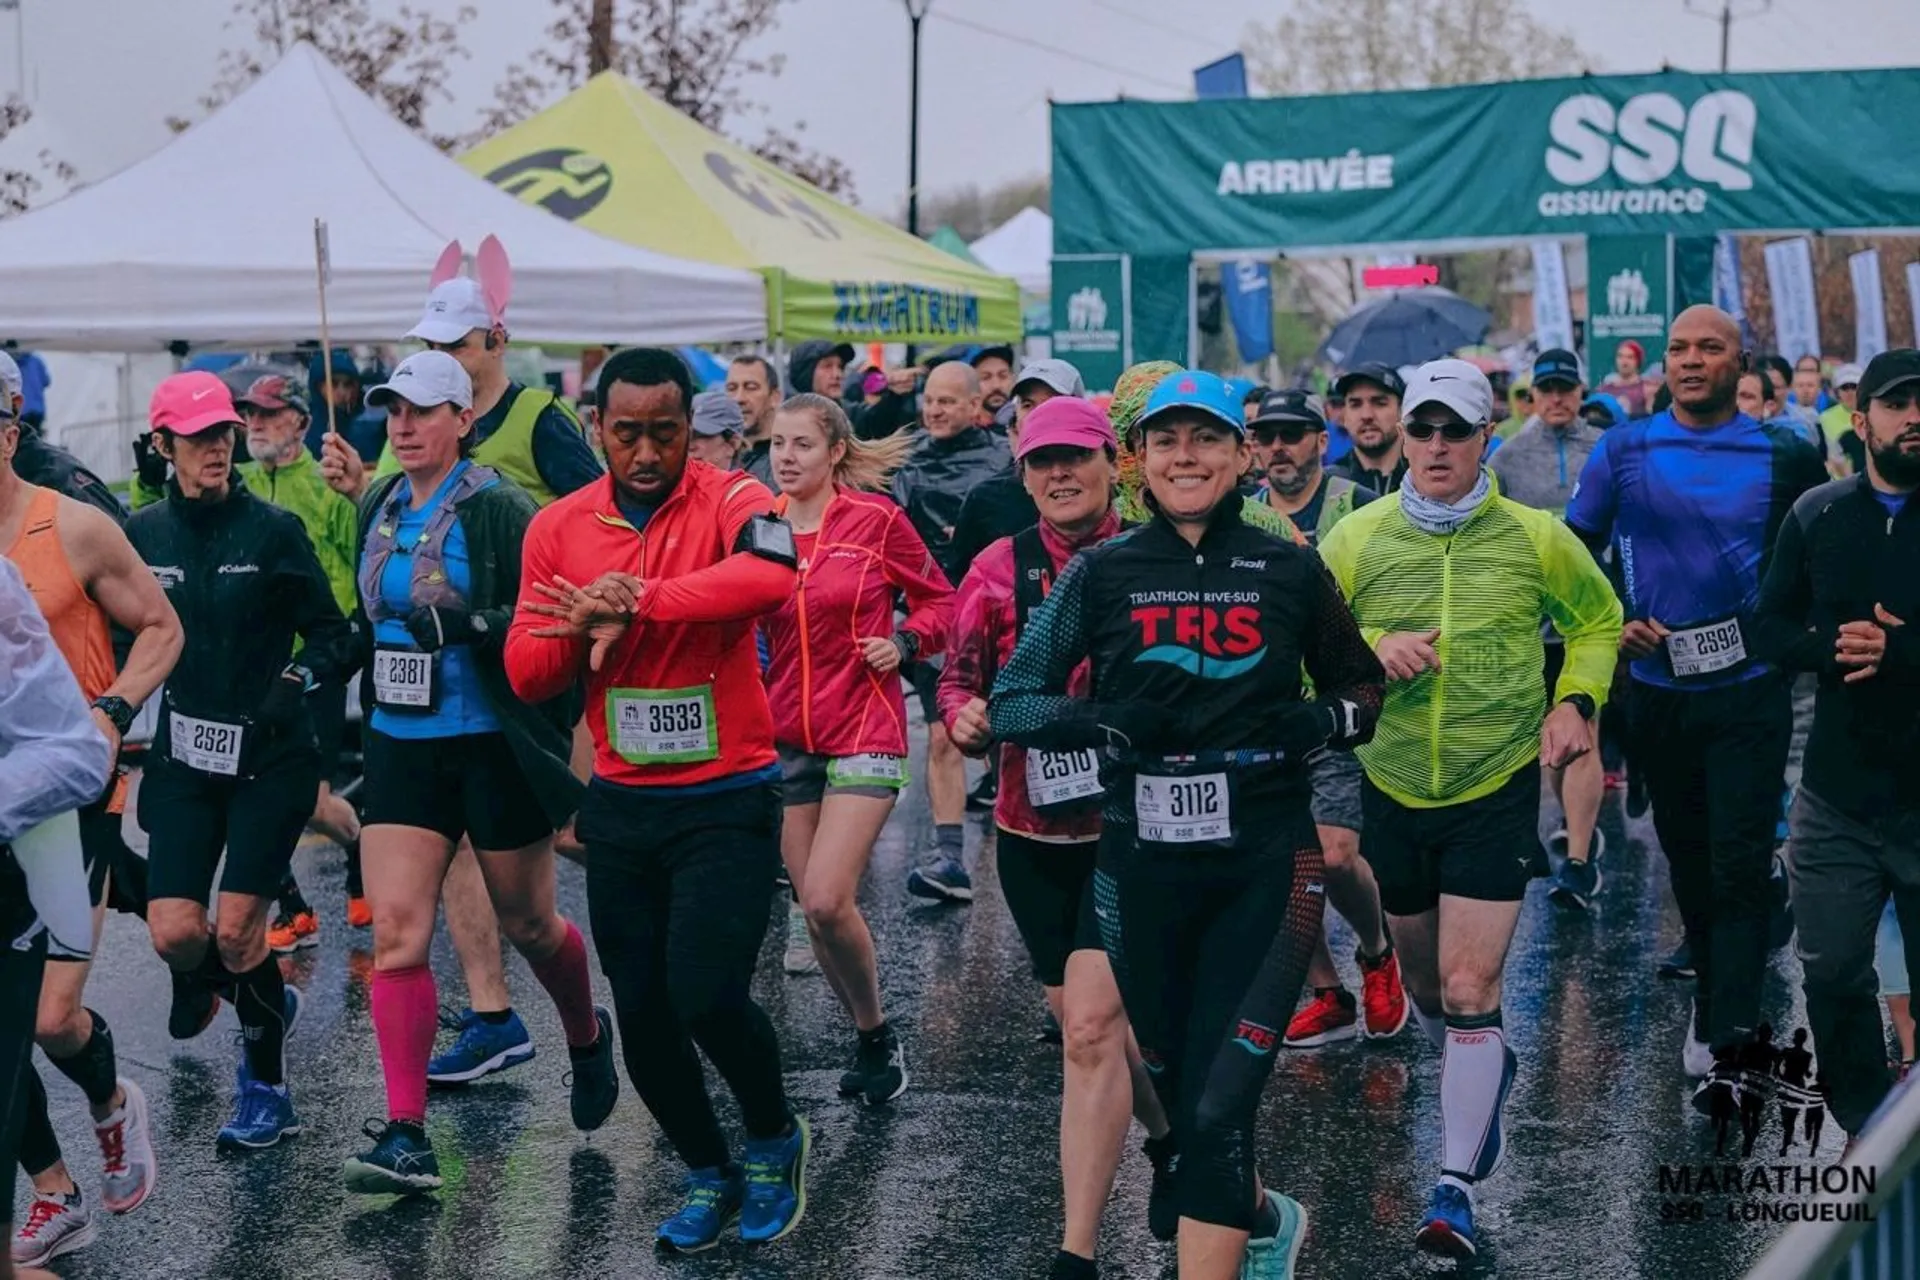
top-left (505, 348), bottom-right (811, 1254)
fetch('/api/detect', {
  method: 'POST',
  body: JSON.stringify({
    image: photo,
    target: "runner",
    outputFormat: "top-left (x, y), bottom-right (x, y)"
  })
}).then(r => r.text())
top-left (892, 360), bottom-right (1010, 902)
top-left (1327, 364), bottom-right (1409, 494)
top-left (948, 360), bottom-right (1085, 584)
top-left (125, 372), bottom-right (356, 1150)
top-left (337, 351), bottom-right (612, 1195)
top-left (0, 559), bottom-right (114, 1280)
top-left (1, 414), bottom-right (179, 1269)
top-left (1318, 359), bottom-right (1622, 1257)
top-left (724, 354), bottom-right (781, 485)
top-left (1566, 306), bottom-right (1826, 1109)
top-left (507, 347), bottom-right (810, 1252)
top-left (1751, 347), bottom-right (1920, 1144)
top-left (1488, 349), bottom-right (1609, 910)
top-left (761, 392), bottom-right (943, 1102)
top-left (231, 374), bottom-right (366, 947)
top-left (0, 354), bottom-right (122, 522)
top-left (992, 370), bottom-right (1384, 1280)
top-left (1242, 389), bottom-right (1405, 1051)
top-left (322, 241), bottom-right (604, 1088)
top-left (940, 394), bottom-right (1176, 1278)
top-left (687, 390), bottom-right (747, 470)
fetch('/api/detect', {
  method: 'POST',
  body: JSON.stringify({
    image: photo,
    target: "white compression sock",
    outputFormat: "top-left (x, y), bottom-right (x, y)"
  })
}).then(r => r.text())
top-left (1440, 1013), bottom-right (1511, 1181)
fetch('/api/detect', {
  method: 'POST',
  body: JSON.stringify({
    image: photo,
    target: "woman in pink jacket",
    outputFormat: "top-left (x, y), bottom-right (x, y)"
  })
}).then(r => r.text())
top-left (762, 393), bottom-right (951, 1106)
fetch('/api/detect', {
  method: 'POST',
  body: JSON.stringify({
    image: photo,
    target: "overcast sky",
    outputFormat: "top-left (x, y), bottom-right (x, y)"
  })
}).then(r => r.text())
top-left (8, 0), bottom-right (1918, 221)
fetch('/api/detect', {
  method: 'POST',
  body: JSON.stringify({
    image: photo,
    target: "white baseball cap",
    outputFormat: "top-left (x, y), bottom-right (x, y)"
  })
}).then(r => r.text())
top-left (1833, 362), bottom-right (1865, 390)
top-left (1402, 358), bottom-right (1495, 427)
top-left (406, 278), bottom-right (495, 345)
top-left (0, 351), bottom-right (19, 414)
top-left (366, 350), bottom-right (474, 411)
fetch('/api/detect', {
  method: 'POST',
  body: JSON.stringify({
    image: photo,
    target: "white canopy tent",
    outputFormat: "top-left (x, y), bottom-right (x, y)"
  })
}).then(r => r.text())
top-left (969, 207), bottom-right (1053, 296)
top-left (0, 43), bottom-right (767, 351)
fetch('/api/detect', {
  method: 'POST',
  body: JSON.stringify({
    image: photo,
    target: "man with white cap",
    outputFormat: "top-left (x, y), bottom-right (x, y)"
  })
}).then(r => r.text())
top-left (1821, 362), bottom-right (1866, 476)
top-left (0, 352), bottom-right (121, 523)
top-left (1319, 358), bottom-right (1622, 1260)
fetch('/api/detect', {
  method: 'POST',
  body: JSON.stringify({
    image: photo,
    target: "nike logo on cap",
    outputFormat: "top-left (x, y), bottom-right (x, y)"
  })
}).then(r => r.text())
top-left (191, 387), bottom-right (216, 400)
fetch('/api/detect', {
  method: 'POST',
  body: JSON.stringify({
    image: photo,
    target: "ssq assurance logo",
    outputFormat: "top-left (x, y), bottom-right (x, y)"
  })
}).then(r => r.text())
top-left (1538, 89), bottom-right (1756, 221)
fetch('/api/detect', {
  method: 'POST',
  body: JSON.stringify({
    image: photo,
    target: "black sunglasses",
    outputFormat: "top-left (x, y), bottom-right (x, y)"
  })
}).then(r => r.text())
top-left (1402, 419), bottom-right (1484, 442)
top-left (1252, 422), bottom-right (1321, 445)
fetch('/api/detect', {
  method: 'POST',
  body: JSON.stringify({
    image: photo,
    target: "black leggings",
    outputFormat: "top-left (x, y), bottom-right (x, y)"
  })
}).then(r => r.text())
top-left (578, 779), bottom-right (791, 1171)
top-left (1095, 816), bottom-right (1324, 1230)
top-left (0, 927), bottom-right (48, 1222)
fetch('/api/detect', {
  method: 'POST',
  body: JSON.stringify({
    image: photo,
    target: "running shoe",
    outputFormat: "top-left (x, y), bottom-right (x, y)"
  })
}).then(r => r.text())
top-left (784, 900), bottom-right (818, 975)
top-left (906, 856), bottom-right (974, 903)
top-left (10, 1193), bottom-right (96, 1268)
top-left (837, 1025), bottom-right (909, 1106)
top-left (567, 1006), bottom-right (620, 1132)
top-left (1603, 768), bottom-right (1627, 792)
top-left (167, 969), bottom-right (221, 1041)
top-left (739, 1115), bottom-right (811, 1244)
top-left (1283, 988), bottom-right (1358, 1047)
top-left (966, 773), bottom-right (997, 813)
top-left (656, 1167), bottom-right (744, 1253)
top-left (1358, 948), bottom-right (1409, 1040)
top-left (1144, 1136), bottom-right (1179, 1242)
top-left (1240, 1189), bottom-right (1309, 1279)
top-left (427, 1008), bottom-right (535, 1085)
top-left (1658, 941), bottom-right (1696, 980)
top-left (95, 1077), bottom-right (157, 1214)
top-left (1470, 1047), bottom-right (1519, 1181)
top-left (1683, 1001), bottom-right (1715, 1079)
top-left (345, 896), bottom-right (373, 929)
top-left (1414, 1182), bottom-right (1476, 1258)
top-left (1548, 856), bottom-right (1603, 911)
top-left (216, 1077), bottom-right (301, 1150)
top-left (343, 1120), bottom-right (442, 1196)
top-left (267, 909), bottom-right (319, 954)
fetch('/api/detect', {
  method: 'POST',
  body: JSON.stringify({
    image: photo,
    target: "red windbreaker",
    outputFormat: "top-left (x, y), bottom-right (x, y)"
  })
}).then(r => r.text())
top-left (762, 487), bottom-right (953, 758)
top-left (937, 509), bottom-right (1120, 841)
top-left (505, 465), bottom-right (795, 789)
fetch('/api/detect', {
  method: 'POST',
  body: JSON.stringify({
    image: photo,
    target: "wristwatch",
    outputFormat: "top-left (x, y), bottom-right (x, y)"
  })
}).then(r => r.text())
top-left (1559, 693), bottom-right (1597, 721)
top-left (892, 630), bottom-right (921, 663)
top-left (91, 695), bottom-right (137, 737)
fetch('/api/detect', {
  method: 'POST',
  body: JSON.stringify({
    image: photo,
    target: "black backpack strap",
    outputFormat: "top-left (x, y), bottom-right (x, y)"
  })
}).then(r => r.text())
top-left (1011, 526), bottom-right (1052, 637)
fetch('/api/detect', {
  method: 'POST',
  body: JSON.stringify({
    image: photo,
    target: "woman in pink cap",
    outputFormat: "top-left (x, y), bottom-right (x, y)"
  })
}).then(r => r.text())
top-left (936, 395), bottom-right (1174, 1280)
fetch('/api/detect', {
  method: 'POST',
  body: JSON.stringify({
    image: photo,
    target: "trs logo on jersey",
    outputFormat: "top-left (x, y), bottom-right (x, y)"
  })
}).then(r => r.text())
top-left (1233, 1020), bottom-right (1278, 1056)
top-left (1131, 604), bottom-right (1266, 679)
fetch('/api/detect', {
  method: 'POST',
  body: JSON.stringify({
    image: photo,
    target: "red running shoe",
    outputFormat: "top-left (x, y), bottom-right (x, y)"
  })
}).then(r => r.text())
top-left (1359, 946), bottom-right (1410, 1039)
top-left (1284, 988), bottom-right (1358, 1047)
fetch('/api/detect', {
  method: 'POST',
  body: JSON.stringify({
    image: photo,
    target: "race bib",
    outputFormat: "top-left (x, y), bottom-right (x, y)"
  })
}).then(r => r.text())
top-left (1134, 772), bottom-right (1230, 844)
top-left (168, 712), bottom-right (245, 777)
top-left (607, 686), bottom-right (719, 764)
top-left (1665, 618), bottom-right (1746, 678)
top-left (826, 753), bottom-right (909, 790)
top-left (1025, 749), bottom-right (1103, 809)
top-left (371, 648), bottom-right (437, 710)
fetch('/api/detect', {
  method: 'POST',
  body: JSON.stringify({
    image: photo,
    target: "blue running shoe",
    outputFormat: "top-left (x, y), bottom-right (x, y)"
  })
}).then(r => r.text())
top-left (567, 1006), bottom-right (620, 1132)
top-left (656, 1167), bottom-right (745, 1254)
top-left (739, 1115), bottom-right (810, 1244)
top-left (216, 1079), bottom-right (302, 1150)
top-left (907, 857), bottom-right (973, 903)
top-left (1469, 1046), bottom-right (1519, 1181)
top-left (1240, 1189), bottom-right (1309, 1278)
top-left (427, 1008), bottom-right (535, 1085)
top-left (1415, 1182), bottom-right (1477, 1258)
top-left (343, 1120), bottom-right (442, 1196)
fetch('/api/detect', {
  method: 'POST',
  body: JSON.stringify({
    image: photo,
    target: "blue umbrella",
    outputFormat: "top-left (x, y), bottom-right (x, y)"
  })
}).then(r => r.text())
top-left (677, 346), bottom-right (729, 390)
top-left (1316, 288), bottom-right (1491, 371)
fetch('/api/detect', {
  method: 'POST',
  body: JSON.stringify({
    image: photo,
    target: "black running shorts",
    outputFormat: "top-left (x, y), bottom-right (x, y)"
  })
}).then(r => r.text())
top-left (361, 729), bottom-right (553, 852)
top-left (1361, 762), bottom-right (1544, 917)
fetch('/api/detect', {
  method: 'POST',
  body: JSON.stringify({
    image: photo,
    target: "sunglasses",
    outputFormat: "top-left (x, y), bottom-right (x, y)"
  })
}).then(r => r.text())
top-left (1402, 419), bottom-right (1485, 442)
top-left (1252, 422), bottom-right (1321, 445)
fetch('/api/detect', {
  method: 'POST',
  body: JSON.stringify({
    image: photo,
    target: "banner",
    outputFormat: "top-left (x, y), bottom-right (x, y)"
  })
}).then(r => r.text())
top-left (1530, 241), bottom-right (1574, 352)
top-left (1587, 235), bottom-right (1671, 383)
top-left (1711, 231), bottom-right (1752, 347)
top-left (1053, 68), bottom-right (1920, 255)
top-left (1850, 248), bottom-right (1887, 362)
top-left (1222, 260), bottom-right (1274, 363)
top-left (1050, 256), bottom-right (1130, 392)
top-left (1193, 54), bottom-right (1248, 101)
top-left (1764, 237), bottom-right (1820, 362)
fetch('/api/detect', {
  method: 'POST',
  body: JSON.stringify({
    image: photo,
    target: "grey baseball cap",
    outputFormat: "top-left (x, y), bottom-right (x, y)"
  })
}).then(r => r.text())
top-left (0, 351), bottom-right (18, 417)
top-left (691, 389), bottom-right (746, 437)
top-left (366, 350), bottom-right (474, 410)
top-left (1013, 359), bottom-right (1086, 398)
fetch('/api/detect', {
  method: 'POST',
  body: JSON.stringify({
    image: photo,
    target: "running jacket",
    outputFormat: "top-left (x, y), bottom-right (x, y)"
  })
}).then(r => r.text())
top-left (238, 453), bottom-right (359, 616)
top-left (1566, 410), bottom-right (1826, 689)
top-left (762, 487), bottom-right (953, 758)
top-left (124, 476), bottom-right (356, 764)
top-left (505, 464), bottom-right (795, 789)
top-left (1318, 480), bottom-right (1623, 809)
top-left (940, 509), bottom-right (1122, 842)
top-left (989, 492), bottom-right (1383, 816)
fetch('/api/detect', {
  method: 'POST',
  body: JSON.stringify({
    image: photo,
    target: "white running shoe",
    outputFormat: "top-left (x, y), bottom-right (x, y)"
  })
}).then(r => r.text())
top-left (12, 1193), bottom-right (97, 1268)
top-left (96, 1077), bottom-right (158, 1214)
top-left (784, 900), bottom-right (818, 974)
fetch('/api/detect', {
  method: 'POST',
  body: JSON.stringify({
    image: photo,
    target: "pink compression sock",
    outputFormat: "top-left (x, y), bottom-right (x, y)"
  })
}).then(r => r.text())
top-left (527, 920), bottom-right (600, 1049)
top-left (371, 964), bottom-right (437, 1125)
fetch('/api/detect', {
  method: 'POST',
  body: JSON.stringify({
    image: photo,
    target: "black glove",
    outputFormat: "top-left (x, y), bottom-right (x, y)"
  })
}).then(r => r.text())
top-left (405, 606), bottom-right (485, 653)
top-left (257, 671), bottom-right (308, 731)
top-left (132, 432), bottom-right (169, 490)
top-left (1271, 702), bottom-right (1339, 757)
top-left (1095, 700), bottom-right (1178, 754)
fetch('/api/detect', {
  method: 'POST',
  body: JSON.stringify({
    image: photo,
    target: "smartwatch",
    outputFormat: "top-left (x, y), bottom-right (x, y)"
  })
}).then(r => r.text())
top-left (1559, 693), bottom-right (1597, 721)
top-left (91, 695), bottom-right (137, 737)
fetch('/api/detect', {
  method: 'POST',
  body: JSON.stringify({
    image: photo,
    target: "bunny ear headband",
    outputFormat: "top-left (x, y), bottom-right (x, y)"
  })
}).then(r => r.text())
top-left (430, 235), bottom-right (513, 329)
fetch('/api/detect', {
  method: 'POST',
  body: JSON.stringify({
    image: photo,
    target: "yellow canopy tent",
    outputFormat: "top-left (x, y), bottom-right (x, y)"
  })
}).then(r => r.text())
top-left (462, 73), bottom-right (1022, 346)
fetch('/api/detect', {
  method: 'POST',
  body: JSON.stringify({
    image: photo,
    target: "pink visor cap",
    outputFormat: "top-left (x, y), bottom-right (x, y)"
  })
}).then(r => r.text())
top-left (1014, 396), bottom-right (1117, 460)
top-left (149, 372), bottom-right (242, 436)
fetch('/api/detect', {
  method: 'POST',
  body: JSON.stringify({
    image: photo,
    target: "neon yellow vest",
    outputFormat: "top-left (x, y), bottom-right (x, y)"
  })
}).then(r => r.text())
top-left (375, 386), bottom-right (580, 508)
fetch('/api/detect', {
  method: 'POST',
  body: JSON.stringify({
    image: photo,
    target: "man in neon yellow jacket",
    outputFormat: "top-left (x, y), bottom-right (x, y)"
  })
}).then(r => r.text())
top-left (1317, 359), bottom-right (1621, 1262)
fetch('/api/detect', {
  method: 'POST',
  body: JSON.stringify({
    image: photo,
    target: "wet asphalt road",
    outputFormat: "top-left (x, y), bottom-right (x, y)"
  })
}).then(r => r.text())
top-left (26, 702), bottom-right (1827, 1280)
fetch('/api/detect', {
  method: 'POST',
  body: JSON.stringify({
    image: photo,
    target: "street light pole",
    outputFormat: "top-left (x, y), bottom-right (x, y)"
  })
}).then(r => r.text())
top-left (904, 0), bottom-right (931, 238)
top-left (0, 0), bottom-right (23, 102)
